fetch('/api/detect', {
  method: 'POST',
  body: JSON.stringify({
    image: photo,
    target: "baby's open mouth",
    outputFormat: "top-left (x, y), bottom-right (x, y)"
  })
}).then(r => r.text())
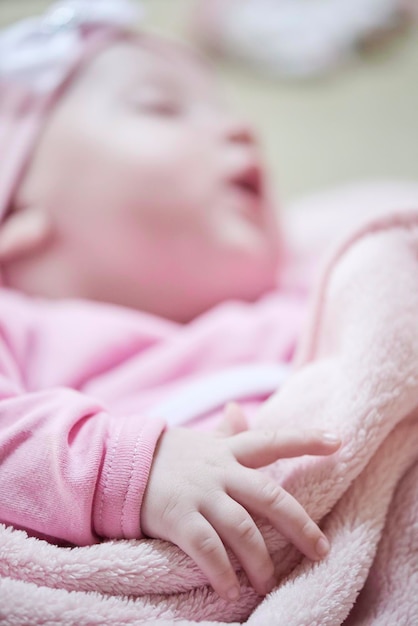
top-left (231, 165), bottom-right (262, 199)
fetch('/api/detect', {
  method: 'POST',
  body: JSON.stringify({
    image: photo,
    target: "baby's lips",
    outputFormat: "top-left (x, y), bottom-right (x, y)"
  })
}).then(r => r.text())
top-left (230, 163), bottom-right (263, 199)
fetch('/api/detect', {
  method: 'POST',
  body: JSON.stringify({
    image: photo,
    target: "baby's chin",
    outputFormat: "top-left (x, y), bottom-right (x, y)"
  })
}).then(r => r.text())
top-left (238, 255), bottom-right (281, 301)
top-left (161, 251), bottom-right (279, 323)
top-left (215, 246), bottom-right (281, 304)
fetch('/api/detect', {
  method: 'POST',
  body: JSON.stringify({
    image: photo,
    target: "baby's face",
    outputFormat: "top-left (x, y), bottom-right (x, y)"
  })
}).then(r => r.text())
top-left (22, 38), bottom-right (281, 321)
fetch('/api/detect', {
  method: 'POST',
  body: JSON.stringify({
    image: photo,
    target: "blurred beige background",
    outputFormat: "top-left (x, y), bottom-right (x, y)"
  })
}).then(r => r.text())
top-left (1, 0), bottom-right (417, 202)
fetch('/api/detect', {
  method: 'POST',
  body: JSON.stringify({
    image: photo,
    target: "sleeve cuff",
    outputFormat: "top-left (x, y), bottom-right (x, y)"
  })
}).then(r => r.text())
top-left (93, 415), bottom-right (166, 540)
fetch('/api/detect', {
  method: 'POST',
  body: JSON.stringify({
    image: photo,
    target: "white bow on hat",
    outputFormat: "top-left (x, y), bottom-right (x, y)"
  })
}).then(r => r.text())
top-left (0, 0), bottom-right (143, 92)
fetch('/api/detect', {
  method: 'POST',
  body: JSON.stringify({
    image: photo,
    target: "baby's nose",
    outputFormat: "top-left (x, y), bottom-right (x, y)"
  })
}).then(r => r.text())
top-left (223, 117), bottom-right (257, 147)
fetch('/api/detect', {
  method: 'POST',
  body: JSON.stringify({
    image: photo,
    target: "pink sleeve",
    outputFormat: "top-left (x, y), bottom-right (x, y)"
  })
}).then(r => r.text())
top-left (0, 382), bottom-right (165, 545)
top-left (0, 297), bottom-right (165, 544)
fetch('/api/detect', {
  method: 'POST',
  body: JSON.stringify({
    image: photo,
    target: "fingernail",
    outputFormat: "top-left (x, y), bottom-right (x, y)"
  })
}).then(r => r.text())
top-left (321, 432), bottom-right (340, 445)
top-left (227, 586), bottom-right (240, 601)
top-left (316, 536), bottom-right (330, 557)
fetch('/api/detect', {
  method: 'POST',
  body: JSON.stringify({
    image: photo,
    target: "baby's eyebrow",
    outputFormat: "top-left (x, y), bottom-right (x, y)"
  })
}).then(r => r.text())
top-left (88, 39), bottom-right (211, 103)
top-left (132, 65), bottom-right (198, 103)
top-left (134, 37), bottom-right (212, 89)
top-left (125, 65), bottom-right (184, 99)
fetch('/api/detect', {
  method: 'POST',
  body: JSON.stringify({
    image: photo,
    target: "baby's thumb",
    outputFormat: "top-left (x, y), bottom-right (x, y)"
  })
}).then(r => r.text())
top-left (216, 402), bottom-right (248, 437)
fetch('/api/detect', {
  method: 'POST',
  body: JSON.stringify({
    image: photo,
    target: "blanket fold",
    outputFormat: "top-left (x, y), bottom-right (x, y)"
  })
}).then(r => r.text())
top-left (1, 210), bottom-right (418, 625)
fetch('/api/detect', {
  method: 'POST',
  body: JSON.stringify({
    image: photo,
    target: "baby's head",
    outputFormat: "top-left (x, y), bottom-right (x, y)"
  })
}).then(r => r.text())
top-left (0, 1), bottom-right (280, 322)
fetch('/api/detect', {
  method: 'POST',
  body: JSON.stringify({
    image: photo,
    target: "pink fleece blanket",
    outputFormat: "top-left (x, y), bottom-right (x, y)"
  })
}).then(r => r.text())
top-left (1, 209), bottom-right (418, 625)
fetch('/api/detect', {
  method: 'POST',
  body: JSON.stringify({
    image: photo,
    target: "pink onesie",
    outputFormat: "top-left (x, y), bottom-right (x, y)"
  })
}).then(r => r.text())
top-left (0, 283), bottom-right (306, 546)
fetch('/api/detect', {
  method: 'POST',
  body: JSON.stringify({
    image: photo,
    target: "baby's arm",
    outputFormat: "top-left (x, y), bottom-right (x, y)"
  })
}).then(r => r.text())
top-left (0, 291), bottom-right (165, 545)
top-left (0, 382), bottom-right (164, 545)
top-left (141, 409), bottom-right (340, 602)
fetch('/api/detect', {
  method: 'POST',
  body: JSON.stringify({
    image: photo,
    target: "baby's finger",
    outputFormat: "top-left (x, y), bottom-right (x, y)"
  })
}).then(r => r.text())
top-left (228, 469), bottom-right (330, 562)
top-left (202, 493), bottom-right (275, 596)
top-left (229, 429), bottom-right (340, 468)
top-left (215, 403), bottom-right (248, 437)
top-left (175, 513), bottom-right (241, 602)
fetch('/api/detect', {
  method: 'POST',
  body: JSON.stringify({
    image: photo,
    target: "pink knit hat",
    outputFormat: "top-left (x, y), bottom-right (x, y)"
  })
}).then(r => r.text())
top-left (0, 0), bottom-right (142, 223)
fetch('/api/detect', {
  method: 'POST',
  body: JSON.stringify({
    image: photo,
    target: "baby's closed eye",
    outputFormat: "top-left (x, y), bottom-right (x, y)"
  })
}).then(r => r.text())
top-left (130, 88), bottom-right (182, 117)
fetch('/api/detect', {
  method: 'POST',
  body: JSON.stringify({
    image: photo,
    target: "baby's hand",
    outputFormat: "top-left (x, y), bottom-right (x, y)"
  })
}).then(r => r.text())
top-left (141, 420), bottom-right (340, 602)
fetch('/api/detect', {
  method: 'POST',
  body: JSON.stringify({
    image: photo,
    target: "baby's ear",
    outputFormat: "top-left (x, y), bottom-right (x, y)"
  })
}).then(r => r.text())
top-left (0, 206), bottom-right (52, 263)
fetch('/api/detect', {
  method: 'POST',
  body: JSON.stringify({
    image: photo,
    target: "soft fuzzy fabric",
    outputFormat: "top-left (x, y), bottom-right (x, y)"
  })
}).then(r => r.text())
top-left (1, 209), bottom-right (418, 624)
